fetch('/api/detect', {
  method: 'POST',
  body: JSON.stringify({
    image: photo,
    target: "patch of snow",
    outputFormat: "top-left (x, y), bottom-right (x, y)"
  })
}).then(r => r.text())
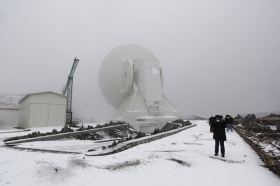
top-left (137, 115), bottom-right (177, 119)
top-left (268, 125), bottom-right (277, 131)
top-left (0, 120), bottom-right (279, 186)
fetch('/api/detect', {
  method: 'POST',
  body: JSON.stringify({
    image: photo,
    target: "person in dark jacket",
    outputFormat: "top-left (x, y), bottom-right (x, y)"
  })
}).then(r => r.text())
top-left (208, 115), bottom-right (215, 132)
top-left (212, 115), bottom-right (227, 157)
top-left (225, 115), bottom-right (234, 132)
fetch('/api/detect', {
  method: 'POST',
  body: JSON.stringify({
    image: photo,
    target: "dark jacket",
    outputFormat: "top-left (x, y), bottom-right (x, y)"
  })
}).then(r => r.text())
top-left (209, 116), bottom-right (215, 125)
top-left (225, 116), bottom-right (234, 124)
top-left (212, 120), bottom-right (227, 141)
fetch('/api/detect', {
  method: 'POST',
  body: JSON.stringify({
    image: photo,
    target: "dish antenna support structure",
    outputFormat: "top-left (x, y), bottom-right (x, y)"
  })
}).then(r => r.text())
top-left (63, 58), bottom-right (79, 125)
top-left (98, 45), bottom-right (180, 133)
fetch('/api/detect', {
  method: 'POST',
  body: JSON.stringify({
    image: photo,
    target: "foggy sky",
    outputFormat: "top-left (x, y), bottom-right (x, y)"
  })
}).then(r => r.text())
top-left (1, 0), bottom-right (280, 121)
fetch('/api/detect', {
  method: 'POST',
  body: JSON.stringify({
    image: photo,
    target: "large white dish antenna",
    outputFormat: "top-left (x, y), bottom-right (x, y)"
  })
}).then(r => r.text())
top-left (98, 45), bottom-right (160, 109)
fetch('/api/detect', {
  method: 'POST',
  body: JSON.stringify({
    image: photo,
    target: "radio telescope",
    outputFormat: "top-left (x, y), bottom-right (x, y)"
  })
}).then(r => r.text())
top-left (98, 45), bottom-right (180, 133)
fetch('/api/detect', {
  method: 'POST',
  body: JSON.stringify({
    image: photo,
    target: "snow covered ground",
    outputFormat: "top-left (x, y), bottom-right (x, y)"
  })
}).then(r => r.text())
top-left (0, 120), bottom-right (279, 186)
top-left (0, 94), bottom-right (24, 108)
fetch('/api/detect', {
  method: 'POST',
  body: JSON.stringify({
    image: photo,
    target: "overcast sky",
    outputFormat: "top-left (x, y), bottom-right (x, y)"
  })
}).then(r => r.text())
top-left (1, 0), bottom-right (280, 121)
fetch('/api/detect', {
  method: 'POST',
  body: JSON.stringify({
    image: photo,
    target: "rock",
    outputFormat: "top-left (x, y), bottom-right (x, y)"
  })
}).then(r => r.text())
top-left (243, 114), bottom-right (258, 127)
top-left (111, 140), bottom-right (117, 147)
top-left (184, 120), bottom-right (191, 126)
top-left (161, 122), bottom-right (181, 132)
top-left (95, 124), bottom-right (102, 128)
top-left (276, 123), bottom-right (280, 132)
top-left (86, 125), bottom-right (94, 129)
top-left (60, 126), bottom-right (74, 133)
top-left (152, 128), bottom-right (160, 135)
top-left (236, 114), bottom-right (243, 119)
top-left (76, 125), bottom-right (85, 131)
top-left (234, 114), bottom-right (243, 125)
top-left (51, 129), bottom-right (58, 134)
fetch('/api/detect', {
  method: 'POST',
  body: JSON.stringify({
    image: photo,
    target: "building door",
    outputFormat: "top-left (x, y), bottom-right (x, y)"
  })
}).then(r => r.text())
top-left (48, 104), bottom-right (65, 127)
top-left (29, 104), bottom-right (49, 128)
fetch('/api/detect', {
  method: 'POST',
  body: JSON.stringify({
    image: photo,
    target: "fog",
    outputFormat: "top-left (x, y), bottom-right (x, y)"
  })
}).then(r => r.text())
top-left (1, 0), bottom-right (280, 121)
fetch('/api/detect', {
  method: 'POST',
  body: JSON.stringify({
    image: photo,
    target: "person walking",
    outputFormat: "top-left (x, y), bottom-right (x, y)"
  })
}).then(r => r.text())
top-left (212, 115), bottom-right (227, 157)
top-left (225, 115), bottom-right (234, 132)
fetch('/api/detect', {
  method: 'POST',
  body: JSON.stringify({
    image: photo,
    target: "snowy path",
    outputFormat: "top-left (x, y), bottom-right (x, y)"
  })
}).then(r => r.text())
top-left (0, 120), bottom-right (279, 186)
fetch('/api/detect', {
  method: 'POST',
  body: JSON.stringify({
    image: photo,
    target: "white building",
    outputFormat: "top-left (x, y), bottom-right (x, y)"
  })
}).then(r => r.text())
top-left (0, 94), bottom-right (22, 128)
top-left (18, 92), bottom-right (67, 128)
top-left (0, 108), bottom-right (19, 127)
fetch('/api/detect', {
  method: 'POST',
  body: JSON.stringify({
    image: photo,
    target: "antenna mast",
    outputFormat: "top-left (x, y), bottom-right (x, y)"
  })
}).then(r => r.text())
top-left (63, 58), bottom-right (79, 125)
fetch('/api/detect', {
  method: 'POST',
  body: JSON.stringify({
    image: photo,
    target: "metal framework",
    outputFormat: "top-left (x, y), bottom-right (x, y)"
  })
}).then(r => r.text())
top-left (63, 58), bottom-right (79, 124)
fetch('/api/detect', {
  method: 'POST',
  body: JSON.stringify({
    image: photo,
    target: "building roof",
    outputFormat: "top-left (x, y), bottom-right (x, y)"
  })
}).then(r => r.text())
top-left (19, 91), bottom-right (67, 103)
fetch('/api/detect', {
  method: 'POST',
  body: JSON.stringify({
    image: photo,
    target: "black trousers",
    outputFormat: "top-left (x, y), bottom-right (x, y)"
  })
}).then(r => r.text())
top-left (215, 139), bottom-right (225, 155)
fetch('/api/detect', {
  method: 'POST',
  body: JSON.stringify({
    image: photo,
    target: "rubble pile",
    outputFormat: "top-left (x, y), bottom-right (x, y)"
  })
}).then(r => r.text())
top-left (235, 114), bottom-right (280, 146)
top-left (5, 126), bottom-right (74, 142)
top-left (5, 120), bottom-right (192, 152)
top-left (74, 123), bottom-right (137, 140)
top-left (152, 119), bottom-right (191, 135)
top-left (233, 114), bottom-right (243, 125)
top-left (4, 122), bottom-right (129, 142)
top-left (234, 114), bottom-right (280, 177)
top-left (259, 114), bottom-right (280, 131)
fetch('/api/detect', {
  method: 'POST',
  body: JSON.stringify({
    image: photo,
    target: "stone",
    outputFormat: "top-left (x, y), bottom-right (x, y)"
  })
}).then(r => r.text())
top-left (276, 123), bottom-right (280, 132)
top-left (51, 129), bottom-right (58, 134)
top-left (60, 126), bottom-right (74, 133)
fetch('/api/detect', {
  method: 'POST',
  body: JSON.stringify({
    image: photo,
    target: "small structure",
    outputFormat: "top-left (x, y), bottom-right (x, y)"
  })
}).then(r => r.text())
top-left (18, 92), bottom-right (67, 128)
top-left (0, 108), bottom-right (19, 127)
top-left (0, 94), bottom-right (23, 127)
